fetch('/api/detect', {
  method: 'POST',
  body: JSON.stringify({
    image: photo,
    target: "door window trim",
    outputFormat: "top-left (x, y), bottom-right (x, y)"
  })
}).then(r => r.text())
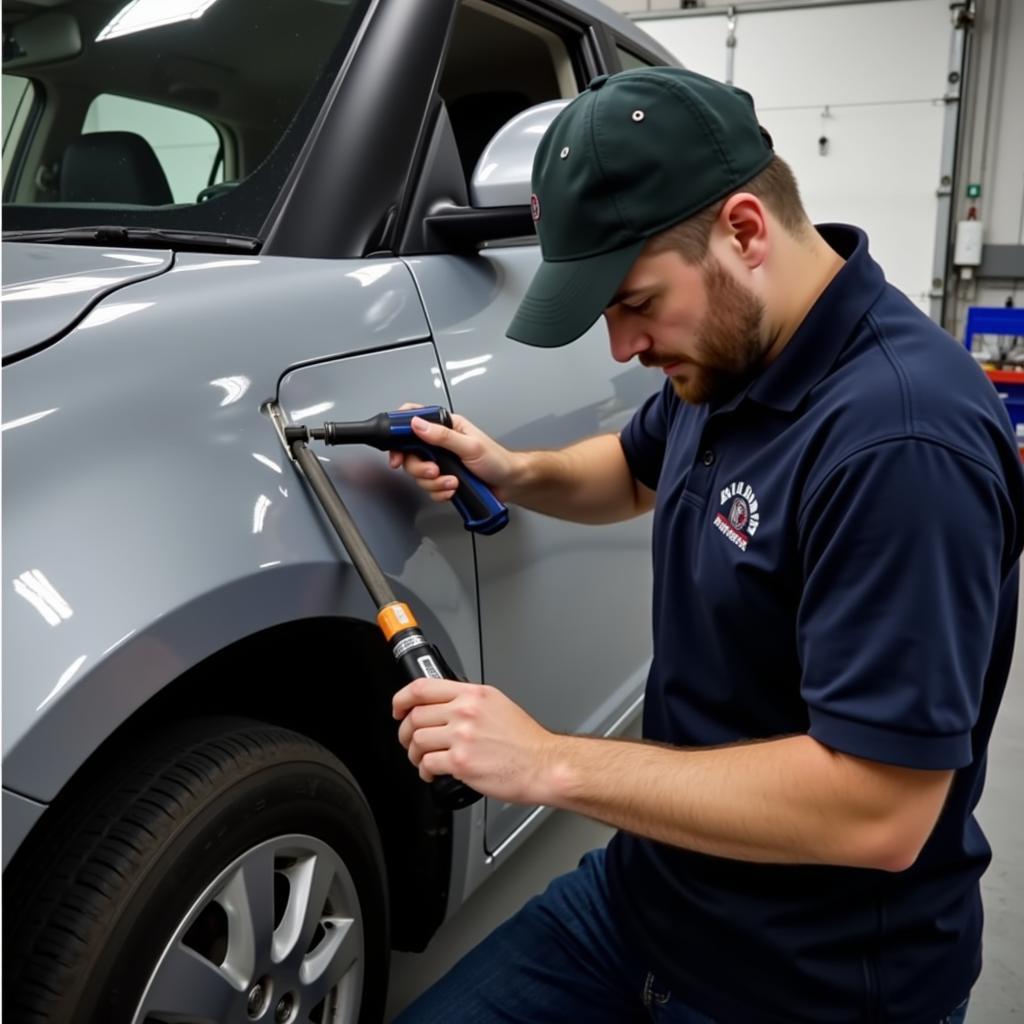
top-left (2, 76), bottom-right (42, 203)
top-left (397, 0), bottom-right (606, 256)
top-left (612, 35), bottom-right (665, 71)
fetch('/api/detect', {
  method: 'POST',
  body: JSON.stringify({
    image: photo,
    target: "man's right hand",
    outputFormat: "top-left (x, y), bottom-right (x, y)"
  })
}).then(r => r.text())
top-left (389, 403), bottom-right (653, 524)
top-left (388, 404), bottom-right (520, 503)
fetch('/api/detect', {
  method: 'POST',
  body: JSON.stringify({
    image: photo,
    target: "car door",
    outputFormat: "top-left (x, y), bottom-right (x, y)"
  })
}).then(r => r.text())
top-left (404, 0), bottom-right (661, 853)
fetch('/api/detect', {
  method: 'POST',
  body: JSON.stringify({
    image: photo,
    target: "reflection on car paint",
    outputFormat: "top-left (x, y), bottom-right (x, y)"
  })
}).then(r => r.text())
top-left (365, 288), bottom-right (408, 332)
top-left (251, 453), bottom-right (283, 474)
top-left (347, 265), bottom-right (394, 288)
top-left (77, 302), bottom-right (154, 330)
top-left (102, 253), bottom-right (166, 266)
top-left (290, 401), bottom-right (335, 422)
top-left (36, 654), bottom-right (88, 712)
top-left (101, 628), bottom-right (137, 657)
top-left (1, 408), bottom-right (59, 433)
top-left (252, 495), bottom-right (272, 534)
top-left (13, 570), bottom-right (74, 627)
top-left (169, 259), bottom-right (260, 274)
top-left (210, 376), bottom-right (251, 406)
top-left (450, 367), bottom-right (488, 386)
top-left (2, 275), bottom-right (125, 302)
top-left (445, 355), bottom-right (492, 371)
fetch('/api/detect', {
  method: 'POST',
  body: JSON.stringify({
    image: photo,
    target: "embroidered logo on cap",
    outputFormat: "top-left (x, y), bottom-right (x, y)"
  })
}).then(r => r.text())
top-left (713, 481), bottom-right (760, 551)
top-left (530, 193), bottom-right (541, 222)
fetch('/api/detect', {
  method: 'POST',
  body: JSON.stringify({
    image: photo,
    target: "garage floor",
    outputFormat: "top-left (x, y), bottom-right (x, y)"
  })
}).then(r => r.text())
top-left (386, 585), bottom-right (1024, 1021)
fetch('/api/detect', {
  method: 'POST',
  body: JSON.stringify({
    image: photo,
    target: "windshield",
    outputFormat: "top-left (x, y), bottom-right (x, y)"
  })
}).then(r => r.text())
top-left (1, 0), bottom-right (369, 241)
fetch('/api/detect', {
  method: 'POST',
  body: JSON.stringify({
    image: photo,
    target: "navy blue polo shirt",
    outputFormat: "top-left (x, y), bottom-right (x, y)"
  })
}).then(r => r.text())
top-left (609, 225), bottom-right (1024, 1023)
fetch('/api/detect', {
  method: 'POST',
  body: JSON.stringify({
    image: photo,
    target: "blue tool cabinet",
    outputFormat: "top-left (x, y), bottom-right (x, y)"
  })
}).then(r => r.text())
top-left (963, 306), bottom-right (1024, 453)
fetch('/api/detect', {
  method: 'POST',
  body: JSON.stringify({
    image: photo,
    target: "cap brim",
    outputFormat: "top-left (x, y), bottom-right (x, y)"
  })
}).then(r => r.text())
top-left (506, 239), bottom-right (646, 347)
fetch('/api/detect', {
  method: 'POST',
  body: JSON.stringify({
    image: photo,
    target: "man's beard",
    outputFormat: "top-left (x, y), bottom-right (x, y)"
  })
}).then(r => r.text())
top-left (646, 259), bottom-right (766, 406)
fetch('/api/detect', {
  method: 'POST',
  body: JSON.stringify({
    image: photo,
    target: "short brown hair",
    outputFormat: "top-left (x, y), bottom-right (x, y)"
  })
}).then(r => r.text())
top-left (645, 155), bottom-right (810, 263)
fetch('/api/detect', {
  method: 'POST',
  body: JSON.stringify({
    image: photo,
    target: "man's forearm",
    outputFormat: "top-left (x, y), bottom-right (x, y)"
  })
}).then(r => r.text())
top-left (541, 733), bottom-right (952, 871)
top-left (505, 434), bottom-right (652, 524)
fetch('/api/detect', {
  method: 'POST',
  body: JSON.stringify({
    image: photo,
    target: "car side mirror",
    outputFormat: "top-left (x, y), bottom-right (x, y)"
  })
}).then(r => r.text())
top-left (423, 99), bottom-right (570, 252)
top-left (469, 99), bottom-right (570, 208)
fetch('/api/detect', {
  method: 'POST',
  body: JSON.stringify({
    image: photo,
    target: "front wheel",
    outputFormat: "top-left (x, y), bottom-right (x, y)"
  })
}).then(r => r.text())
top-left (4, 718), bottom-right (389, 1024)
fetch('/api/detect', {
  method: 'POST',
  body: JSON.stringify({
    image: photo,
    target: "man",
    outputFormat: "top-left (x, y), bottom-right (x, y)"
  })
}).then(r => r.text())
top-left (389, 68), bottom-right (1022, 1023)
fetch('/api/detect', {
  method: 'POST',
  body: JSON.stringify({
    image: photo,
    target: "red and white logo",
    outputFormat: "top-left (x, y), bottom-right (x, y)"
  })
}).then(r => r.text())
top-left (530, 193), bottom-right (541, 222)
top-left (713, 481), bottom-right (760, 552)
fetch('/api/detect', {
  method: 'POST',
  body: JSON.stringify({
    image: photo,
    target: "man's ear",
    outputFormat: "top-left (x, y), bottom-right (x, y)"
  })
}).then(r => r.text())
top-left (717, 193), bottom-right (768, 270)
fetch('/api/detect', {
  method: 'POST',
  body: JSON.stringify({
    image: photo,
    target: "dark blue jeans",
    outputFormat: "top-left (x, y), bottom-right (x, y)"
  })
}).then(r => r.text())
top-left (393, 847), bottom-right (971, 1024)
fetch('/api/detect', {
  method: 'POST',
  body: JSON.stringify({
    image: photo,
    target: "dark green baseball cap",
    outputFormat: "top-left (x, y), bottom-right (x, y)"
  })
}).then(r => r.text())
top-left (506, 67), bottom-right (774, 347)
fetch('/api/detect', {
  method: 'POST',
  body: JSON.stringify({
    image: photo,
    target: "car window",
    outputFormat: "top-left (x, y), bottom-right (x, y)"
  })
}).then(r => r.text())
top-left (3, 74), bottom-right (33, 147)
top-left (2, 0), bottom-right (371, 238)
top-left (2, 74), bottom-right (36, 185)
top-left (440, 0), bottom-right (580, 182)
top-left (82, 94), bottom-right (222, 204)
top-left (616, 45), bottom-right (657, 71)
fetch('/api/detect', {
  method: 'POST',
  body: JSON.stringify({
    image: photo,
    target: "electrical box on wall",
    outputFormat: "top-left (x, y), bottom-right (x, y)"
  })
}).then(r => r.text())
top-left (954, 219), bottom-right (984, 266)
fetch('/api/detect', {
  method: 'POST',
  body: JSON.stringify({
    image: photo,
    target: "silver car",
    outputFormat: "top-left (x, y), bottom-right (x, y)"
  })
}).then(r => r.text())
top-left (1, 1), bottom-right (674, 1021)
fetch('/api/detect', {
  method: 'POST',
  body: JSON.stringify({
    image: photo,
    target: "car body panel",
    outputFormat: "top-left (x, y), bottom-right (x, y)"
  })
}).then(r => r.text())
top-left (1, 243), bottom-right (174, 359)
top-left (406, 249), bottom-right (658, 852)
top-left (1, 250), bottom-right (485, 800)
top-left (276, 350), bottom-right (482, 678)
top-left (1, 788), bottom-right (47, 870)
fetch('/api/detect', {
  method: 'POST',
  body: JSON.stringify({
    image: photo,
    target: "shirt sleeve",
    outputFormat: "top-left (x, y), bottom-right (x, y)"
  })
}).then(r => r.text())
top-left (620, 381), bottom-right (673, 491)
top-left (797, 437), bottom-right (1017, 770)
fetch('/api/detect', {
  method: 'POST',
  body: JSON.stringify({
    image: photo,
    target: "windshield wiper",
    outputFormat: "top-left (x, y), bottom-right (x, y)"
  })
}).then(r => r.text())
top-left (1, 225), bottom-right (261, 253)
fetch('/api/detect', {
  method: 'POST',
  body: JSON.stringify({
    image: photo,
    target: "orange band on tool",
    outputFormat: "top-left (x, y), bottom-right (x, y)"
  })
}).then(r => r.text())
top-left (377, 602), bottom-right (418, 641)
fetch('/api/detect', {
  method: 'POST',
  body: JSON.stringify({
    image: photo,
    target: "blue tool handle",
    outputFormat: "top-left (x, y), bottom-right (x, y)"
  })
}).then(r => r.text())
top-left (410, 443), bottom-right (509, 535)
top-left (308, 406), bottom-right (510, 534)
top-left (386, 407), bottom-right (508, 535)
top-left (384, 406), bottom-right (446, 436)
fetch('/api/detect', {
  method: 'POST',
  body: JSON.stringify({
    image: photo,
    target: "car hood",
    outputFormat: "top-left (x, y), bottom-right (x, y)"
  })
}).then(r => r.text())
top-left (1, 242), bottom-right (174, 361)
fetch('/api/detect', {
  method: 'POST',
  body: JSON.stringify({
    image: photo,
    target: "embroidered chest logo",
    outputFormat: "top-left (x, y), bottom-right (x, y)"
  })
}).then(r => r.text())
top-left (713, 481), bottom-right (760, 552)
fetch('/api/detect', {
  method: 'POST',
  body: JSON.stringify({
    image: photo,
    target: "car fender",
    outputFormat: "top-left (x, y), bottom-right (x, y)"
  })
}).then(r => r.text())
top-left (1, 251), bottom-right (480, 802)
top-left (1, 242), bottom-right (175, 362)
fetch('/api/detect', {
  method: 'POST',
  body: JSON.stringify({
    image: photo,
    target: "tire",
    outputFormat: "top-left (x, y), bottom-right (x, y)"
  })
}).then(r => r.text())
top-left (3, 717), bottom-right (389, 1024)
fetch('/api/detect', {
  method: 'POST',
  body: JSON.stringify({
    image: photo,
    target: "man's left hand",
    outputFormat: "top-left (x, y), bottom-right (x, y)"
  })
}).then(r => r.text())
top-left (393, 678), bottom-right (558, 805)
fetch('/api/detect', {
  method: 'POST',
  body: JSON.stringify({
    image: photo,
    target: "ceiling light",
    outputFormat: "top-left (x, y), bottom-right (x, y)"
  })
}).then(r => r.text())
top-left (97, 0), bottom-right (221, 42)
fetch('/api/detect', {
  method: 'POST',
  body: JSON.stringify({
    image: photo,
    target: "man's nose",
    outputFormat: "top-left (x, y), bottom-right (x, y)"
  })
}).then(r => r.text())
top-left (606, 318), bottom-right (651, 364)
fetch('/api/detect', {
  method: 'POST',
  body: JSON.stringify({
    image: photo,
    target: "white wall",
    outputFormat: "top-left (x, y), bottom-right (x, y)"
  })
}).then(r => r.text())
top-left (636, 0), bottom-right (951, 313)
top-left (620, 0), bottom-right (1024, 339)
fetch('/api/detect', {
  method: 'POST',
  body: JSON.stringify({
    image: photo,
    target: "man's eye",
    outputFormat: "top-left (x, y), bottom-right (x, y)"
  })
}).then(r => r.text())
top-left (625, 298), bottom-right (652, 314)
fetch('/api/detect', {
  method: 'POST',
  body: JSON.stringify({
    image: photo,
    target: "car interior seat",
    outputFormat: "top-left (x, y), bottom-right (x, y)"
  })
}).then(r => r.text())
top-left (59, 131), bottom-right (173, 205)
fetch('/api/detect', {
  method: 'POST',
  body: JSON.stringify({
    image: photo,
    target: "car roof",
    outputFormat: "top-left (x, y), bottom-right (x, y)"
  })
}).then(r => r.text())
top-left (566, 0), bottom-right (679, 66)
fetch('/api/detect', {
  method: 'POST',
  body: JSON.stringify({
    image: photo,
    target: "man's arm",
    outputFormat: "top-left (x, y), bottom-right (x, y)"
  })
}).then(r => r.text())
top-left (392, 678), bottom-right (953, 873)
top-left (546, 730), bottom-right (952, 872)
top-left (390, 413), bottom-right (654, 524)
top-left (507, 433), bottom-right (655, 523)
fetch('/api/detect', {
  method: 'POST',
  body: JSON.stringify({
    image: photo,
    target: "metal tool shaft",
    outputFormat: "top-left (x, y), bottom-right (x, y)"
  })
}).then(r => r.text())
top-left (290, 439), bottom-right (395, 608)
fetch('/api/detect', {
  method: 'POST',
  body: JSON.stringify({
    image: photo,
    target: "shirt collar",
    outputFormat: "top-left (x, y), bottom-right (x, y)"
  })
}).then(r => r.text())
top-left (743, 224), bottom-right (887, 414)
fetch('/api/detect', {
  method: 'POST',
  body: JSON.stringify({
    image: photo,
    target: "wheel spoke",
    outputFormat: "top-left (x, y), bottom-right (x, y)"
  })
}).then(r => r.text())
top-left (217, 841), bottom-right (277, 985)
top-left (300, 915), bottom-right (361, 1006)
top-left (274, 851), bottom-right (335, 966)
top-left (136, 941), bottom-right (242, 1023)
